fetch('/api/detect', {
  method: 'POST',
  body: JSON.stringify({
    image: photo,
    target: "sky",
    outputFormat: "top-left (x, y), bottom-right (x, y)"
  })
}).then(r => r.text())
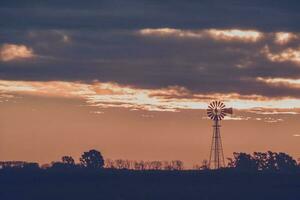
top-left (1, 0), bottom-right (300, 167)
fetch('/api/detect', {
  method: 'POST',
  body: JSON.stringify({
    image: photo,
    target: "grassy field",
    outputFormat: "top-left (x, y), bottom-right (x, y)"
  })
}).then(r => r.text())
top-left (1, 169), bottom-right (300, 200)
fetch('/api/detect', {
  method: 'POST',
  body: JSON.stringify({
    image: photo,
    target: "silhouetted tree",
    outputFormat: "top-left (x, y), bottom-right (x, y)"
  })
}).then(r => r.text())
top-left (275, 152), bottom-right (297, 172)
top-left (265, 151), bottom-right (278, 171)
top-left (51, 162), bottom-right (66, 169)
top-left (200, 159), bottom-right (209, 170)
top-left (230, 151), bottom-right (298, 172)
top-left (170, 160), bottom-right (184, 170)
top-left (253, 151), bottom-right (297, 171)
top-left (0, 161), bottom-right (26, 169)
top-left (134, 161), bottom-right (146, 170)
top-left (150, 161), bottom-right (162, 170)
top-left (228, 152), bottom-right (258, 171)
top-left (114, 159), bottom-right (131, 169)
top-left (62, 156), bottom-right (75, 166)
top-left (163, 161), bottom-right (173, 170)
top-left (104, 159), bottom-right (115, 169)
top-left (192, 164), bottom-right (201, 170)
top-left (161, 160), bottom-right (184, 170)
top-left (80, 149), bottom-right (104, 169)
top-left (0, 161), bottom-right (39, 170)
top-left (253, 152), bottom-right (268, 170)
top-left (41, 163), bottom-right (51, 169)
top-left (104, 160), bottom-right (164, 170)
top-left (22, 162), bottom-right (40, 170)
top-left (50, 156), bottom-right (76, 170)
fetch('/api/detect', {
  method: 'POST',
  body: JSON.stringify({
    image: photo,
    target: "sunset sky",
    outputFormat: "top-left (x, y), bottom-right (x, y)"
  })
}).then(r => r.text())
top-left (1, 1), bottom-right (300, 167)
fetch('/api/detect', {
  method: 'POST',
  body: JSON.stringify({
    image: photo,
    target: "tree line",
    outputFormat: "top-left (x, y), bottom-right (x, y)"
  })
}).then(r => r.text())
top-left (228, 151), bottom-right (299, 172)
top-left (105, 159), bottom-right (184, 170)
top-left (49, 150), bottom-right (184, 171)
top-left (1, 149), bottom-right (300, 172)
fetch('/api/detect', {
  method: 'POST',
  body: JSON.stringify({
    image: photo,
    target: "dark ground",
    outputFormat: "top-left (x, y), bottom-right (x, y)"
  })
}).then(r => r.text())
top-left (1, 169), bottom-right (300, 200)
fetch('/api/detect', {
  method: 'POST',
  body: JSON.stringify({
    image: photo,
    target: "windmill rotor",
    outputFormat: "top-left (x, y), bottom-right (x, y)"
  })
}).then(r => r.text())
top-left (206, 100), bottom-right (232, 121)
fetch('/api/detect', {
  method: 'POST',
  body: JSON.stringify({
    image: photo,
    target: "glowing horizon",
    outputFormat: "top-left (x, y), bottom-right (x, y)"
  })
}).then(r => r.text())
top-left (2, 79), bottom-right (300, 113)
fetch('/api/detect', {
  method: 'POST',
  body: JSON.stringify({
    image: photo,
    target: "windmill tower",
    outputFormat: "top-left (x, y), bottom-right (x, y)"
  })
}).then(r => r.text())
top-left (206, 101), bottom-right (233, 169)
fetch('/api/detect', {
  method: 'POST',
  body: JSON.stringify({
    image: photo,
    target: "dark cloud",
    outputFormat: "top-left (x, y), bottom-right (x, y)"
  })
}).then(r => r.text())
top-left (1, 0), bottom-right (300, 31)
top-left (1, 1), bottom-right (300, 98)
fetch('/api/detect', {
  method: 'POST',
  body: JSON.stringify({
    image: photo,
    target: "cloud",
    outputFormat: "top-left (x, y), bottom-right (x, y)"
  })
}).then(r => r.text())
top-left (262, 45), bottom-right (300, 64)
top-left (1, 1), bottom-right (300, 32)
top-left (62, 35), bottom-right (70, 43)
top-left (264, 117), bottom-right (283, 123)
top-left (3, 28), bottom-right (300, 100)
top-left (274, 32), bottom-right (298, 45)
top-left (293, 134), bottom-right (300, 137)
top-left (206, 29), bottom-right (263, 42)
top-left (2, 79), bottom-right (300, 111)
top-left (90, 111), bottom-right (104, 115)
top-left (223, 116), bottom-right (251, 121)
top-left (141, 114), bottom-right (154, 118)
top-left (0, 44), bottom-right (34, 62)
top-left (138, 28), bottom-right (263, 42)
top-left (203, 114), bottom-right (284, 123)
top-left (256, 77), bottom-right (300, 90)
top-left (138, 28), bottom-right (204, 38)
top-left (248, 108), bottom-right (300, 115)
top-left (1, 1), bottom-right (300, 102)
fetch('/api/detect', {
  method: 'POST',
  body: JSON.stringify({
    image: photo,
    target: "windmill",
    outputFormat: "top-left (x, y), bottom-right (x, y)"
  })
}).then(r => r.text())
top-left (206, 101), bottom-right (233, 169)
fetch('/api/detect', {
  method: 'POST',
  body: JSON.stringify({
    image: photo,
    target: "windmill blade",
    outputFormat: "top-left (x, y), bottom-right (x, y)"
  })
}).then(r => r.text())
top-left (212, 101), bottom-right (217, 107)
top-left (207, 111), bottom-right (213, 115)
top-left (208, 113), bottom-right (213, 118)
top-left (221, 103), bottom-right (225, 108)
top-left (207, 111), bottom-right (213, 116)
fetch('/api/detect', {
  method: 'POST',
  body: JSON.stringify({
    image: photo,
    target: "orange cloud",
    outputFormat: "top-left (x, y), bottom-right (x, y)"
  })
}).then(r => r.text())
top-left (139, 28), bottom-right (204, 38)
top-left (0, 44), bottom-right (34, 62)
top-left (274, 32), bottom-right (298, 45)
top-left (206, 29), bottom-right (263, 42)
top-left (256, 77), bottom-right (300, 88)
top-left (261, 45), bottom-right (300, 64)
top-left (248, 108), bottom-right (300, 115)
top-left (293, 134), bottom-right (300, 137)
top-left (138, 28), bottom-right (263, 42)
top-left (1, 80), bottom-right (300, 111)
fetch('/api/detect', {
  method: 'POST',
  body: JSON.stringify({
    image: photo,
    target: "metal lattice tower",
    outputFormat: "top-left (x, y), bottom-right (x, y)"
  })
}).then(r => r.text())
top-left (207, 101), bottom-right (232, 169)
